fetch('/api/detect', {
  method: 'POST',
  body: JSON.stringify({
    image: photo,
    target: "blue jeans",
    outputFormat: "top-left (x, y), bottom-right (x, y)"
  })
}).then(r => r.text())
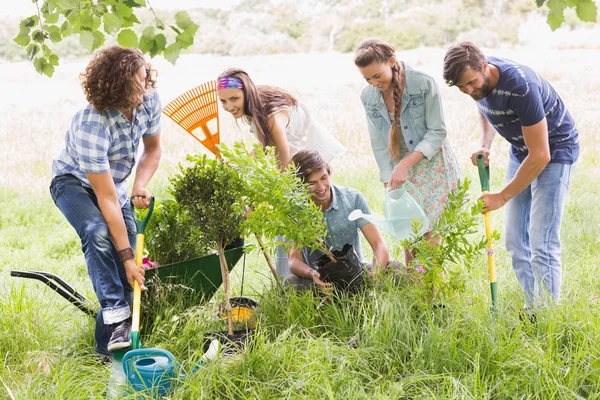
top-left (50, 174), bottom-right (135, 355)
top-left (504, 158), bottom-right (575, 306)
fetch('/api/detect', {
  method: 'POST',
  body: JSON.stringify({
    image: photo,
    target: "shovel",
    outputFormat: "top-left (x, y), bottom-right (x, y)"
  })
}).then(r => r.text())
top-left (477, 154), bottom-right (497, 312)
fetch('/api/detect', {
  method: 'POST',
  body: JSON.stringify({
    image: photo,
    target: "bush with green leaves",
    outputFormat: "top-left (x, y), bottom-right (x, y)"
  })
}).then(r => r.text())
top-left (220, 142), bottom-right (330, 258)
top-left (144, 199), bottom-right (212, 265)
top-left (170, 153), bottom-right (245, 334)
top-left (401, 178), bottom-right (492, 302)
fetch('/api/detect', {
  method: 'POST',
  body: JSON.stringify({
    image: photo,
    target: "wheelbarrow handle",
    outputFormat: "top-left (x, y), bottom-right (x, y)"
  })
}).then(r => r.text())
top-left (130, 196), bottom-right (155, 235)
top-left (476, 154), bottom-right (490, 192)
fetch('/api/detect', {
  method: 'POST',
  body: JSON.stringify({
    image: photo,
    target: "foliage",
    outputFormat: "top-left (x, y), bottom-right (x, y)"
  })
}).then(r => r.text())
top-left (170, 154), bottom-right (244, 250)
top-left (401, 179), bottom-right (491, 302)
top-left (144, 199), bottom-right (212, 265)
top-left (538, 0), bottom-right (598, 30)
top-left (220, 142), bottom-right (329, 257)
top-left (13, 0), bottom-right (199, 77)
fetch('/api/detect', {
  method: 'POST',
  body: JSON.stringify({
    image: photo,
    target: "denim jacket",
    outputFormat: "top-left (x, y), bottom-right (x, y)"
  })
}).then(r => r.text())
top-left (360, 62), bottom-right (447, 183)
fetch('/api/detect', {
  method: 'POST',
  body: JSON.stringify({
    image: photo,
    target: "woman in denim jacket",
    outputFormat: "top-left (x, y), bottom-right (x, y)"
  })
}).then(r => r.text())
top-left (354, 38), bottom-right (460, 264)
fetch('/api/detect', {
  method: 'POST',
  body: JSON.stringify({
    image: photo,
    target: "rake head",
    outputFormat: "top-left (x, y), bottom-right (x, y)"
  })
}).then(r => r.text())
top-left (163, 80), bottom-right (221, 156)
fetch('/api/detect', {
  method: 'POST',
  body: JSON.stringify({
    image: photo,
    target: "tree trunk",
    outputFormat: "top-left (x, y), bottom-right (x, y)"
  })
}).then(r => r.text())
top-left (218, 245), bottom-right (234, 336)
top-left (254, 234), bottom-right (284, 291)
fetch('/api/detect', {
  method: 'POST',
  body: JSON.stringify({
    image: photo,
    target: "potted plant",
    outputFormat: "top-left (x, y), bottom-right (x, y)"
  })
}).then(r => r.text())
top-left (170, 154), bottom-right (246, 335)
top-left (221, 142), bottom-right (365, 291)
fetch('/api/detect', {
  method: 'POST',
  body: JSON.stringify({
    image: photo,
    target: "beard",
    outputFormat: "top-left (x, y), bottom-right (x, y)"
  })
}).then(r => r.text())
top-left (471, 74), bottom-right (491, 100)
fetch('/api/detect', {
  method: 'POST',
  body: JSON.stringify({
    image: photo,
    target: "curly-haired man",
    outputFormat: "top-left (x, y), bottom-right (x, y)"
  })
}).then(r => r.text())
top-left (50, 46), bottom-right (162, 360)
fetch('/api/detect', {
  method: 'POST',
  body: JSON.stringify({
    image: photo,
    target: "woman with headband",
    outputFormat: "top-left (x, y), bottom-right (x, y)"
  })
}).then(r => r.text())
top-left (216, 68), bottom-right (347, 169)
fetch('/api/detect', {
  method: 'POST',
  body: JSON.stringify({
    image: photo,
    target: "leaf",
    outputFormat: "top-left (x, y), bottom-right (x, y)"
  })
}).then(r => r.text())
top-left (33, 57), bottom-right (45, 74)
top-left (32, 30), bottom-right (45, 43)
top-left (49, 54), bottom-right (60, 66)
top-left (576, 0), bottom-right (598, 22)
top-left (153, 33), bottom-right (166, 54)
top-left (92, 30), bottom-right (106, 50)
top-left (26, 44), bottom-right (39, 60)
top-left (117, 29), bottom-right (139, 48)
top-left (14, 33), bottom-right (31, 46)
top-left (42, 62), bottom-right (55, 77)
top-left (44, 12), bottom-right (60, 24)
top-left (132, 0), bottom-right (146, 5)
top-left (24, 16), bottom-right (38, 28)
top-left (163, 42), bottom-right (181, 64)
top-left (79, 30), bottom-right (94, 52)
top-left (60, 20), bottom-right (72, 37)
top-left (547, 11), bottom-right (565, 30)
top-left (176, 31), bottom-right (194, 47)
top-left (114, 2), bottom-right (133, 17)
top-left (56, 0), bottom-right (75, 9)
top-left (175, 11), bottom-right (194, 30)
top-left (46, 25), bottom-right (62, 43)
top-left (102, 13), bottom-right (122, 35)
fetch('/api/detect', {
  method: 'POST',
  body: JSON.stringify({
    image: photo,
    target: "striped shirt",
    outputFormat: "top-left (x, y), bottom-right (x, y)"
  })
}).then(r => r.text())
top-left (52, 90), bottom-right (162, 206)
top-left (478, 56), bottom-right (579, 164)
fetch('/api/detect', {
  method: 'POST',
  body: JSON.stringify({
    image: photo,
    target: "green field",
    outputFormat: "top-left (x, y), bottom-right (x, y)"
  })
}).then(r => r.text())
top-left (1, 48), bottom-right (599, 399)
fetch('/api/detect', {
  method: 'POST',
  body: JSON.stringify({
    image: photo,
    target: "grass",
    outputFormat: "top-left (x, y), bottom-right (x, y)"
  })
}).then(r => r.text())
top-left (1, 47), bottom-right (600, 399)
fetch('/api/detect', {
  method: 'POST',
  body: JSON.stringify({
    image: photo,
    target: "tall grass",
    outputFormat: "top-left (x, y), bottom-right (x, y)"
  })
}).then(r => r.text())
top-left (1, 48), bottom-right (599, 398)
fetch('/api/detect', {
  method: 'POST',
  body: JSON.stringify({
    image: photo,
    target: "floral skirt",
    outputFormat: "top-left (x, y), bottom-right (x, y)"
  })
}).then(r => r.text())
top-left (401, 137), bottom-right (461, 224)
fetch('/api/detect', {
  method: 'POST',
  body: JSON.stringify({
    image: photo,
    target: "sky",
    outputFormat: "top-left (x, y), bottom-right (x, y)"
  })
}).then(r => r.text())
top-left (1, 0), bottom-right (241, 18)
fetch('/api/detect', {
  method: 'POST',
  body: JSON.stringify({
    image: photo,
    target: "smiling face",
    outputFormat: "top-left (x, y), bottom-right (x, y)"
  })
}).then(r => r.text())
top-left (357, 58), bottom-right (396, 92)
top-left (455, 63), bottom-right (491, 101)
top-left (218, 88), bottom-right (245, 118)
top-left (305, 167), bottom-right (332, 209)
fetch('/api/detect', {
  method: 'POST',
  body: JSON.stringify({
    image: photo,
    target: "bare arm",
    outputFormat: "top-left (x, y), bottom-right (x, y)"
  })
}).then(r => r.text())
top-left (360, 222), bottom-right (389, 272)
top-left (471, 110), bottom-right (497, 166)
top-left (480, 118), bottom-right (550, 212)
top-left (131, 132), bottom-right (162, 208)
top-left (86, 172), bottom-right (145, 289)
top-left (288, 247), bottom-right (331, 288)
top-left (268, 111), bottom-right (292, 170)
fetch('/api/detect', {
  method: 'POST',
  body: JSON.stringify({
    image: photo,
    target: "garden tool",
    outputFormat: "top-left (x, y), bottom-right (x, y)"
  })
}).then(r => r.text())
top-left (162, 80), bottom-right (221, 156)
top-left (477, 154), bottom-right (497, 311)
top-left (348, 181), bottom-right (429, 240)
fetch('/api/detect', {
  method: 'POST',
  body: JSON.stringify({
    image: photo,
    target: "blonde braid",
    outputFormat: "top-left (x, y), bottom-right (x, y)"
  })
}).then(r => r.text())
top-left (388, 62), bottom-right (405, 162)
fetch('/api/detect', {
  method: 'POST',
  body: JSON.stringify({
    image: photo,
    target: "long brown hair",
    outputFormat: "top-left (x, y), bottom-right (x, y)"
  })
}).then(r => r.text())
top-left (81, 45), bottom-right (156, 111)
top-left (354, 38), bottom-right (405, 163)
top-left (218, 68), bottom-right (297, 147)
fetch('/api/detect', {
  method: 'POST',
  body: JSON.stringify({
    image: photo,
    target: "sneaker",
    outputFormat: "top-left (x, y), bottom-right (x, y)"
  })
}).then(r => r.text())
top-left (94, 350), bottom-right (113, 365)
top-left (107, 318), bottom-right (132, 352)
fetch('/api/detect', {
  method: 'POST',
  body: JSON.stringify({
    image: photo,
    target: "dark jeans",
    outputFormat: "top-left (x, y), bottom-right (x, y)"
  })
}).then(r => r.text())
top-left (50, 174), bottom-right (135, 355)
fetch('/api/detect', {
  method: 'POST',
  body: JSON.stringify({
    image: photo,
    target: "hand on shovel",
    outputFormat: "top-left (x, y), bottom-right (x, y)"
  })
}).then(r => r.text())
top-left (124, 257), bottom-right (146, 290)
top-left (479, 192), bottom-right (510, 214)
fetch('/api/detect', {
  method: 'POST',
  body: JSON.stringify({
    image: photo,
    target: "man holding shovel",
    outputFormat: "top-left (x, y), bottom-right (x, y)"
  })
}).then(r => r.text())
top-left (443, 42), bottom-right (578, 309)
top-left (286, 150), bottom-right (390, 290)
top-left (50, 46), bottom-right (161, 361)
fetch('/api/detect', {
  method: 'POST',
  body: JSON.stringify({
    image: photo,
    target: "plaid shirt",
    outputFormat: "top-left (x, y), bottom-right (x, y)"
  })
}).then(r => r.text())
top-left (52, 90), bottom-right (161, 207)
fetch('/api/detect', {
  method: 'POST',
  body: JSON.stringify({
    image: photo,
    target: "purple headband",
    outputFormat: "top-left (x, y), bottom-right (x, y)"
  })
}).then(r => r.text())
top-left (217, 76), bottom-right (243, 90)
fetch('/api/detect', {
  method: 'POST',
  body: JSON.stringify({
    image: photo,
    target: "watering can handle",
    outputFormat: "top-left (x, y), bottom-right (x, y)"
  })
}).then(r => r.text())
top-left (387, 181), bottom-right (425, 207)
top-left (476, 154), bottom-right (490, 192)
top-left (130, 196), bottom-right (155, 235)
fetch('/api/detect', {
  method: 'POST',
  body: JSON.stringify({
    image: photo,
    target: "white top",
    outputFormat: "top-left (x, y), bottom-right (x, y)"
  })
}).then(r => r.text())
top-left (250, 101), bottom-right (347, 162)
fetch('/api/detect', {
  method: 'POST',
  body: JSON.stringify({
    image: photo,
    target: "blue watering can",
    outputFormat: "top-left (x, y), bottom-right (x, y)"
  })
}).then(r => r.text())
top-left (122, 339), bottom-right (220, 396)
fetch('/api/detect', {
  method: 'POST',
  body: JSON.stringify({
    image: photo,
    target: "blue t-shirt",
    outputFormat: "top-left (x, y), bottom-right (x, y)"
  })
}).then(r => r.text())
top-left (477, 56), bottom-right (579, 164)
top-left (302, 185), bottom-right (371, 267)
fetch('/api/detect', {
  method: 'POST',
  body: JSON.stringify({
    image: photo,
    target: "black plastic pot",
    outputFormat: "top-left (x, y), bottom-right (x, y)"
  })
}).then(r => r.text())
top-left (314, 244), bottom-right (365, 292)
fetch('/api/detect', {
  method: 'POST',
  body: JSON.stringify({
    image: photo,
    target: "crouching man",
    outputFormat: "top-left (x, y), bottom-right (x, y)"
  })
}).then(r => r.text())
top-left (286, 150), bottom-right (390, 290)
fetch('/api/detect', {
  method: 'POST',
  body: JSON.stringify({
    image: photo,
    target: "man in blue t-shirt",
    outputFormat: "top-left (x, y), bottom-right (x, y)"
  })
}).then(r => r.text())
top-left (285, 150), bottom-right (390, 290)
top-left (442, 42), bottom-right (578, 308)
